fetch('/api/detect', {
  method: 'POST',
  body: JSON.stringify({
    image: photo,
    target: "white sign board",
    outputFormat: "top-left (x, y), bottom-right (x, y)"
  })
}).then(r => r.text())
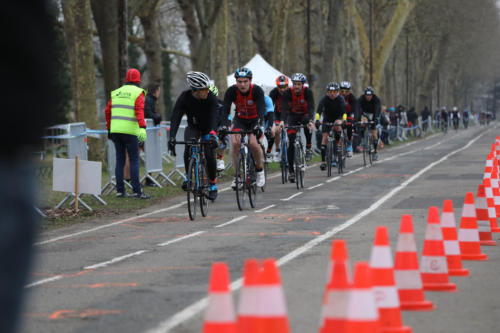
top-left (53, 158), bottom-right (102, 195)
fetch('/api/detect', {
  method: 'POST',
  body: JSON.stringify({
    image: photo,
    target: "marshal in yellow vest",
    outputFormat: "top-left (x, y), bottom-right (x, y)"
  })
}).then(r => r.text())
top-left (110, 85), bottom-right (146, 136)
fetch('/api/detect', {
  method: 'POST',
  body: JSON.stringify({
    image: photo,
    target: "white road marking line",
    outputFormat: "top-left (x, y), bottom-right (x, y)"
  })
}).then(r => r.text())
top-left (84, 250), bottom-right (148, 270)
top-left (25, 275), bottom-right (63, 289)
top-left (326, 176), bottom-right (341, 183)
top-left (424, 141), bottom-right (443, 150)
top-left (143, 130), bottom-right (486, 333)
top-left (157, 231), bottom-right (206, 247)
top-left (281, 192), bottom-right (303, 201)
top-left (307, 183), bottom-right (324, 190)
top-left (255, 204), bottom-right (276, 213)
top-left (36, 202), bottom-right (186, 246)
top-left (214, 216), bottom-right (248, 228)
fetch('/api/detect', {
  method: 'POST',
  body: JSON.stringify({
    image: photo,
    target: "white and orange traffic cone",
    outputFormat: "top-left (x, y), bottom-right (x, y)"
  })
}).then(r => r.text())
top-left (203, 262), bottom-right (237, 333)
top-left (441, 200), bottom-right (470, 276)
top-left (320, 240), bottom-right (351, 333)
top-left (321, 260), bottom-right (350, 333)
top-left (421, 206), bottom-right (457, 292)
top-left (370, 226), bottom-right (412, 333)
top-left (484, 153), bottom-right (494, 179)
top-left (484, 175), bottom-right (500, 233)
top-left (345, 262), bottom-right (380, 333)
top-left (475, 184), bottom-right (497, 246)
top-left (459, 192), bottom-right (488, 261)
top-left (256, 259), bottom-right (290, 333)
top-left (394, 215), bottom-right (434, 311)
top-left (237, 259), bottom-right (261, 333)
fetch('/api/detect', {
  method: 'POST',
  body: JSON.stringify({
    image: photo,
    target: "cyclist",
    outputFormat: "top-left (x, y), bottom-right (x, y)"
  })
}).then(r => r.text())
top-left (451, 106), bottom-right (460, 130)
top-left (339, 81), bottom-right (357, 157)
top-left (358, 86), bottom-right (381, 161)
top-left (279, 73), bottom-right (315, 183)
top-left (269, 75), bottom-right (289, 162)
top-left (263, 89), bottom-right (275, 162)
top-left (440, 106), bottom-right (448, 132)
top-left (222, 67), bottom-right (266, 189)
top-left (209, 84), bottom-right (230, 172)
top-left (462, 108), bottom-right (469, 128)
top-left (316, 82), bottom-right (347, 170)
top-left (168, 71), bottom-right (219, 201)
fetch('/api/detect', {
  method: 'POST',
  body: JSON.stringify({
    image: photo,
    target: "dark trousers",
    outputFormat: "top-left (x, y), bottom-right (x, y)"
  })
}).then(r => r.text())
top-left (112, 133), bottom-right (141, 194)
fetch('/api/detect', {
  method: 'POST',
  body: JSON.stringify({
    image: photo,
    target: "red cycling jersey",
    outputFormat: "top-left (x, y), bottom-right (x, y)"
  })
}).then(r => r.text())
top-left (290, 87), bottom-right (308, 115)
top-left (235, 84), bottom-right (258, 119)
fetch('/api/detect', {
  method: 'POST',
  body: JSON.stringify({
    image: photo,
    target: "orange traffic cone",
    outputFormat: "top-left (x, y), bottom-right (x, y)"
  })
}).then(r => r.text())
top-left (203, 262), bottom-right (237, 333)
top-left (320, 240), bottom-right (351, 333)
top-left (421, 206), bottom-right (456, 292)
top-left (441, 200), bottom-right (469, 276)
top-left (321, 260), bottom-right (350, 333)
top-left (256, 259), bottom-right (290, 333)
top-left (476, 184), bottom-right (497, 246)
top-left (394, 215), bottom-right (434, 310)
top-left (345, 262), bottom-right (379, 333)
top-left (484, 153), bottom-right (494, 179)
top-left (484, 176), bottom-right (500, 233)
top-left (370, 226), bottom-right (412, 333)
top-left (459, 192), bottom-right (488, 260)
top-left (237, 259), bottom-right (261, 333)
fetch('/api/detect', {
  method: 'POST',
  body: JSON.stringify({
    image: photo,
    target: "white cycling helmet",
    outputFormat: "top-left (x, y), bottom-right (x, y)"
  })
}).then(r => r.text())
top-left (186, 71), bottom-right (211, 90)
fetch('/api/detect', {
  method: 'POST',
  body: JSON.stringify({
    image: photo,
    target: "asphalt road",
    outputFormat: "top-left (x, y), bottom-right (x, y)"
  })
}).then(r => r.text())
top-left (22, 124), bottom-right (500, 333)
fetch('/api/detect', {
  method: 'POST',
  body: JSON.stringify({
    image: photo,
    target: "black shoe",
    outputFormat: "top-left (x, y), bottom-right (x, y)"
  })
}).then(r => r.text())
top-left (116, 192), bottom-right (128, 198)
top-left (305, 149), bottom-right (313, 161)
top-left (288, 172), bottom-right (295, 183)
top-left (134, 192), bottom-right (151, 199)
top-left (181, 179), bottom-right (189, 191)
top-left (320, 162), bottom-right (326, 171)
top-left (145, 178), bottom-right (155, 186)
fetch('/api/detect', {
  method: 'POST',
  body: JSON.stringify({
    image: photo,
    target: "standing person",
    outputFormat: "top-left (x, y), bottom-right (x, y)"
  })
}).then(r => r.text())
top-left (143, 84), bottom-right (162, 186)
top-left (421, 106), bottom-right (431, 132)
top-left (222, 67), bottom-right (266, 189)
top-left (279, 73), bottom-right (315, 182)
top-left (105, 68), bottom-right (150, 199)
top-left (358, 86), bottom-right (381, 161)
top-left (389, 106), bottom-right (398, 140)
top-left (168, 72), bottom-right (219, 201)
top-left (339, 81), bottom-right (357, 156)
top-left (269, 75), bottom-right (289, 162)
top-left (316, 82), bottom-right (346, 170)
top-left (380, 106), bottom-right (391, 145)
top-left (407, 107), bottom-right (418, 136)
top-left (462, 108), bottom-right (470, 128)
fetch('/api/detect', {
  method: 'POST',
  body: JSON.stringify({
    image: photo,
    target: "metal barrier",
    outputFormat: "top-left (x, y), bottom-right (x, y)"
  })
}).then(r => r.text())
top-left (160, 121), bottom-right (174, 163)
top-left (141, 119), bottom-right (169, 186)
top-left (165, 116), bottom-right (187, 184)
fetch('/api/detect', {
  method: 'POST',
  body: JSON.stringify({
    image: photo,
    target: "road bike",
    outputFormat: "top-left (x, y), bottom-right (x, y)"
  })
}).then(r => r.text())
top-left (356, 119), bottom-right (376, 166)
top-left (174, 138), bottom-right (211, 220)
top-left (286, 124), bottom-right (307, 189)
top-left (323, 122), bottom-right (347, 176)
top-left (279, 127), bottom-right (289, 184)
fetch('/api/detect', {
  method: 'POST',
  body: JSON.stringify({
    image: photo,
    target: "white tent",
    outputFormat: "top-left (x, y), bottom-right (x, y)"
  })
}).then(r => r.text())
top-left (226, 54), bottom-right (290, 94)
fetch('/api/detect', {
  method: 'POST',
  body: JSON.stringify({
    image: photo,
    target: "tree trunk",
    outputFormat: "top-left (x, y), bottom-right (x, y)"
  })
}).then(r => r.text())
top-left (270, 0), bottom-right (291, 71)
top-left (213, 0), bottom-right (228, 93)
top-left (237, 0), bottom-right (254, 64)
top-left (61, 0), bottom-right (100, 160)
top-left (138, 0), bottom-right (163, 89)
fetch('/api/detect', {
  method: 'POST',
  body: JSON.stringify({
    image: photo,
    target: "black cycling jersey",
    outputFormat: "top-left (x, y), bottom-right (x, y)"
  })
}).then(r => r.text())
top-left (317, 94), bottom-right (347, 122)
top-left (358, 94), bottom-right (381, 122)
top-left (222, 84), bottom-right (266, 122)
top-left (170, 90), bottom-right (218, 139)
top-left (280, 87), bottom-right (315, 121)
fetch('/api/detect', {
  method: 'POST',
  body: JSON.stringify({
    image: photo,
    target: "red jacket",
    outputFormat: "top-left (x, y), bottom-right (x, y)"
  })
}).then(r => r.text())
top-left (105, 89), bottom-right (146, 131)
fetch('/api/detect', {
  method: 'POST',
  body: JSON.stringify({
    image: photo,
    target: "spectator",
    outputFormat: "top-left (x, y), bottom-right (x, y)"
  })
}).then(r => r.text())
top-left (105, 68), bottom-right (151, 199)
top-left (421, 106), bottom-right (431, 132)
top-left (407, 107), bottom-right (418, 136)
top-left (380, 106), bottom-right (391, 145)
top-left (389, 106), bottom-right (398, 140)
top-left (398, 105), bottom-right (408, 128)
top-left (145, 84), bottom-right (162, 125)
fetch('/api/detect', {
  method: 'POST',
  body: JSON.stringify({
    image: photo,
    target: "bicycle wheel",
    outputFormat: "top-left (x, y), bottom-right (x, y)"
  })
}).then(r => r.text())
top-left (295, 142), bottom-right (305, 189)
top-left (342, 135), bottom-right (347, 169)
top-left (199, 160), bottom-right (209, 217)
top-left (326, 139), bottom-right (333, 177)
top-left (186, 158), bottom-right (197, 220)
top-left (362, 130), bottom-right (368, 166)
top-left (248, 156), bottom-right (258, 208)
top-left (337, 140), bottom-right (343, 174)
top-left (368, 134), bottom-right (373, 166)
top-left (299, 143), bottom-right (305, 188)
top-left (235, 154), bottom-right (246, 211)
top-left (260, 144), bottom-right (268, 192)
top-left (280, 142), bottom-right (288, 184)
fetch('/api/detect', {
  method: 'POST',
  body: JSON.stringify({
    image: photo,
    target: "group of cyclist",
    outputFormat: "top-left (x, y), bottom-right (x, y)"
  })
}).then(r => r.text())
top-left (436, 106), bottom-right (470, 132)
top-left (168, 67), bottom-right (382, 202)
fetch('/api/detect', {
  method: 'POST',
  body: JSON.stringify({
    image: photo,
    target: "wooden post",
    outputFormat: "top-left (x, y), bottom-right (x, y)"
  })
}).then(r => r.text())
top-left (74, 155), bottom-right (79, 212)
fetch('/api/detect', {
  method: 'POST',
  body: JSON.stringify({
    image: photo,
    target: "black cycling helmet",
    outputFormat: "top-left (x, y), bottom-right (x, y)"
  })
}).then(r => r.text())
top-left (364, 86), bottom-right (374, 95)
top-left (340, 81), bottom-right (351, 90)
top-left (326, 82), bottom-right (340, 91)
top-left (234, 67), bottom-right (253, 79)
top-left (291, 73), bottom-right (307, 83)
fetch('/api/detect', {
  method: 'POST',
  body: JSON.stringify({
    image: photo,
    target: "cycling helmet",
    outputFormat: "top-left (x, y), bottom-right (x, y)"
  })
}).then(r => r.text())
top-left (234, 67), bottom-right (253, 79)
top-left (291, 73), bottom-right (307, 83)
top-left (326, 82), bottom-right (340, 91)
top-left (364, 86), bottom-right (374, 95)
top-left (186, 71), bottom-right (210, 90)
top-left (276, 75), bottom-right (289, 87)
top-left (209, 84), bottom-right (219, 96)
top-left (452, 106), bottom-right (458, 111)
top-left (340, 81), bottom-right (351, 90)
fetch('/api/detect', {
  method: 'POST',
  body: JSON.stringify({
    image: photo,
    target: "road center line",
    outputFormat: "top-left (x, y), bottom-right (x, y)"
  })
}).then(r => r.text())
top-left (214, 216), bottom-right (248, 228)
top-left (157, 231), bottom-right (206, 247)
top-left (307, 183), bottom-right (324, 190)
top-left (84, 250), bottom-right (148, 270)
top-left (326, 176), bottom-right (341, 183)
top-left (281, 192), bottom-right (303, 201)
top-left (255, 205), bottom-right (276, 213)
top-left (143, 129), bottom-right (486, 333)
